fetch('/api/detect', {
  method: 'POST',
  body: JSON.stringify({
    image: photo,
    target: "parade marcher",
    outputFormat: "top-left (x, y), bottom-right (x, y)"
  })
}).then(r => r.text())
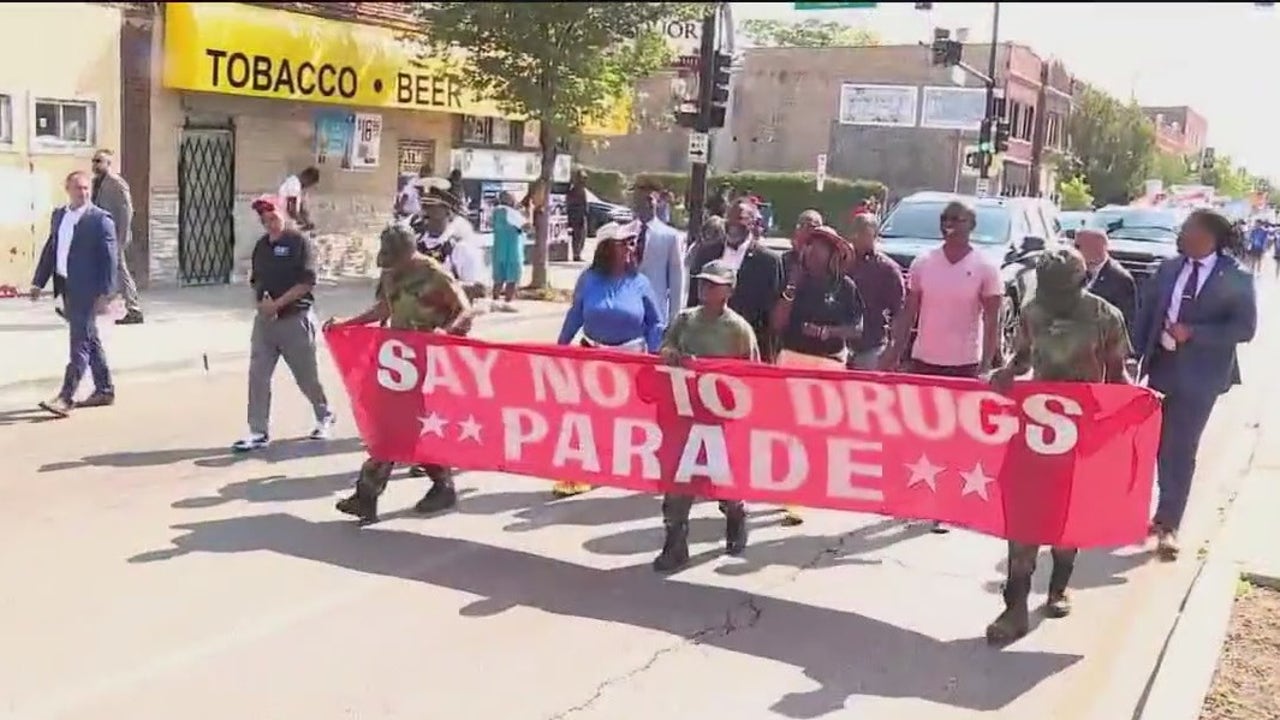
top-left (881, 199), bottom-right (1003, 533)
top-left (1131, 210), bottom-right (1256, 560)
top-left (329, 224), bottom-right (474, 522)
top-left (30, 171), bottom-right (119, 417)
top-left (846, 212), bottom-right (904, 371)
top-left (394, 164), bottom-right (429, 221)
top-left (553, 221), bottom-right (665, 498)
top-left (232, 195), bottom-right (334, 452)
top-left (631, 189), bottom-right (686, 328)
top-left (985, 247), bottom-right (1133, 644)
top-left (278, 167), bottom-right (320, 232)
top-left (490, 191), bottom-right (527, 312)
top-left (1073, 228), bottom-right (1137, 330)
top-left (780, 209), bottom-right (823, 279)
top-left (565, 170), bottom-right (589, 263)
top-left (1245, 219), bottom-right (1268, 276)
top-left (686, 215), bottom-right (726, 270)
top-left (653, 259), bottom-right (756, 572)
top-left (417, 179), bottom-right (487, 303)
top-left (91, 149), bottom-right (142, 325)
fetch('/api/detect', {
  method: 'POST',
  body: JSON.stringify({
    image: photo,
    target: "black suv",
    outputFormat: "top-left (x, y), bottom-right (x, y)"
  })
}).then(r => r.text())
top-left (1083, 206), bottom-right (1185, 288)
top-left (878, 192), bottom-right (1064, 353)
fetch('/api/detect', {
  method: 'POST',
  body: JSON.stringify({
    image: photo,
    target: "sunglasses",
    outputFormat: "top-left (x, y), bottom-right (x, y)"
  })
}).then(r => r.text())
top-left (940, 214), bottom-right (967, 222)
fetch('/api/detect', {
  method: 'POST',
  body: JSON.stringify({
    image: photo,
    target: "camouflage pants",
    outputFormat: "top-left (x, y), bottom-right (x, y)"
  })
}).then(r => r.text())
top-left (355, 458), bottom-right (450, 496)
top-left (661, 493), bottom-right (746, 526)
top-left (1005, 541), bottom-right (1078, 599)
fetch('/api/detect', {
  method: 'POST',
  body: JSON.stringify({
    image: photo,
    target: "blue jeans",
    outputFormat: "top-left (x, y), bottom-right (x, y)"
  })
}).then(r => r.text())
top-left (60, 296), bottom-right (113, 401)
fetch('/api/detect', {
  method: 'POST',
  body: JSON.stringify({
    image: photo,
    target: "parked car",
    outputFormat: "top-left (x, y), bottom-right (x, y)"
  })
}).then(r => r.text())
top-left (1059, 210), bottom-right (1094, 239)
top-left (877, 191), bottom-right (1065, 354)
top-left (550, 182), bottom-right (633, 236)
top-left (1086, 206), bottom-right (1185, 287)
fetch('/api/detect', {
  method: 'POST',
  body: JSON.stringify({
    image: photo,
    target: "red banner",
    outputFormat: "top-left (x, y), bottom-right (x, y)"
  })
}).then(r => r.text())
top-left (325, 326), bottom-right (1163, 548)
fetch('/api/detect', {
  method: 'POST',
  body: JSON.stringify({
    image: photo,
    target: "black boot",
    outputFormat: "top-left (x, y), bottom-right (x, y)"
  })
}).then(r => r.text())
top-left (986, 574), bottom-right (1031, 645)
top-left (336, 484), bottom-right (379, 523)
top-left (653, 521), bottom-right (690, 572)
top-left (1046, 550), bottom-right (1077, 618)
top-left (413, 468), bottom-right (457, 514)
top-left (723, 503), bottom-right (749, 556)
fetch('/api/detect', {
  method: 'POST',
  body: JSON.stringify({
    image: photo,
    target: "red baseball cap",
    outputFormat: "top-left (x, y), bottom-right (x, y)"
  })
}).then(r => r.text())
top-left (251, 194), bottom-right (281, 213)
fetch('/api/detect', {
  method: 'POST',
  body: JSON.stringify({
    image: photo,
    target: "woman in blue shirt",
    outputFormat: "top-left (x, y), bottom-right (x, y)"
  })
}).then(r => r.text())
top-left (553, 221), bottom-right (664, 497)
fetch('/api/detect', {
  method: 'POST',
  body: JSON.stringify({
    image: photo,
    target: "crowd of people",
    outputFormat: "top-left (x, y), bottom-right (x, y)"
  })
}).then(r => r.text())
top-left (27, 160), bottom-right (1259, 646)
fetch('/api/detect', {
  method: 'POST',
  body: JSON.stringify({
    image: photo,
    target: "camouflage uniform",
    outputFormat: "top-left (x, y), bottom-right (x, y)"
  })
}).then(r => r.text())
top-left (653, 303), bottom-right (760, 572)
top-left (337, 255), bottom-right (468, 523)
top-left (988, 248), bottom-right (1132, 644)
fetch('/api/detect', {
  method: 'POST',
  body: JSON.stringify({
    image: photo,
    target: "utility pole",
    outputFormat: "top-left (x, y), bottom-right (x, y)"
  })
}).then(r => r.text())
top-left (685, 6), bottom-right (719, 246)
top-left (979, 1), bottom-right (1001, 181)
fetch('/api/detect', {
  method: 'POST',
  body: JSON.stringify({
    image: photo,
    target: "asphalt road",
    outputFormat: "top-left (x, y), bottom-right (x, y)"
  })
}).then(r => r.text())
top-left (0, 283), bottom-right (1274, 720)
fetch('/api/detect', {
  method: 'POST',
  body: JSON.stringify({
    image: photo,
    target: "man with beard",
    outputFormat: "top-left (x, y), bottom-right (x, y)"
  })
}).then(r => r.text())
top-left (985, 247), bottom-right (1132, 644)
top-left (326, 224), bottom-right (474, 523)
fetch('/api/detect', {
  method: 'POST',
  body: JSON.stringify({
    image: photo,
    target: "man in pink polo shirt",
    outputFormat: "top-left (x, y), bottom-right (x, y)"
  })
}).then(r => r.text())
top-left (880, 199), bottom-right (1004, 532)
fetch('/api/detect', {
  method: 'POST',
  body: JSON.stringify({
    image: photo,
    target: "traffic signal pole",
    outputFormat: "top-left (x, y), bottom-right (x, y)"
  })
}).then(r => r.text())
top-left (980, 1), bottom-right (1001, 181)
top-left (686, 7), bottom-right (719, 246)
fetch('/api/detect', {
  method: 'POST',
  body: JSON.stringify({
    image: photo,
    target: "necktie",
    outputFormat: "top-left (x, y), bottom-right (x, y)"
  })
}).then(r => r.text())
top-left (634, 223), bottom-right (648, 265)
top-left (1176, 260), bottom-right (1201, 322)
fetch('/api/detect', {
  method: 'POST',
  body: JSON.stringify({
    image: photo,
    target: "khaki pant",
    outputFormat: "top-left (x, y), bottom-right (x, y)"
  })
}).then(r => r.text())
top-left (247, 310), bottom-right (329, 435)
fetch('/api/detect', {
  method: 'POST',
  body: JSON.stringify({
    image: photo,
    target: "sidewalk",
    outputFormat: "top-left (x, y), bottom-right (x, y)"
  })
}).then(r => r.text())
top-left (0, 260), bottom-right (583, 394)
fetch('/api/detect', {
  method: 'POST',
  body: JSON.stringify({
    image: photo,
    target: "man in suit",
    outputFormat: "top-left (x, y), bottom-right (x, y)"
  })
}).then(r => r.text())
top-left (1075, 228), bottom-right (1137, 328)
top-left (91, 149), bottom-right (141, 325)
top-left (686, 199), bottom-right (785, 362)
top-left (1131, 209), bottom-right (1256, 560)
top-left (29, 171), bottom-right (119, 418)
top-left (632, 189), bottom-right (686, 327)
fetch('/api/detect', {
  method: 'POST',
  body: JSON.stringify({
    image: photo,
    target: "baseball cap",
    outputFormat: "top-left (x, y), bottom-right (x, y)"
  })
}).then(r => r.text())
top-left (694, 259), bottom-right (738, 286)
top-left (251, 194), bottom-right (281, 213)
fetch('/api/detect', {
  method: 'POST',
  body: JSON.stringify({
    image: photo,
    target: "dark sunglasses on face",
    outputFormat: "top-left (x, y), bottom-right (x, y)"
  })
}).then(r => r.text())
top-left (940, 214), bottom-right (966, 222)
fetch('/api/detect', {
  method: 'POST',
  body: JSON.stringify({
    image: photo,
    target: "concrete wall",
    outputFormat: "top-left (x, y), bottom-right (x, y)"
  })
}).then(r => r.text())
top-left (0, 3), bottom-right (121, 290)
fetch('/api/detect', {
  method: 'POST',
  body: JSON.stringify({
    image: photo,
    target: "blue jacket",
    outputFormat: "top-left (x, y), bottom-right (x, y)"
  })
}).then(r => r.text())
top-left (1130, 253), bottom-right (1256, 397)
top-left (32, 204), bottom-right (118, 301)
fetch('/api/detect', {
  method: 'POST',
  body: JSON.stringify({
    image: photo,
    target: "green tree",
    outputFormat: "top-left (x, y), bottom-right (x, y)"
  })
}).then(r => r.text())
top-left (1065, 85), bottom-right (1157, 206)
top-left (742, 18), bottom-right (879, 47)
top-left (409, 2), bottom-right (706, 288)
top-left (1199, 154), bottom-right (1254, 199)
top-left (1057, 176), bottom-right (1094, 211)
top-left (1151, 152), bottom-right (1193, 188)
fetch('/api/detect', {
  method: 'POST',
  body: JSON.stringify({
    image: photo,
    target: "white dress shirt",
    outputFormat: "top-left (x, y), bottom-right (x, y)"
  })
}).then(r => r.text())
top-left (1161, 253), bottom-right (1218, 350)
top-left (719, 240), bottom-right (751, 272)
top-left (55, 204), bottom-right (89, 278)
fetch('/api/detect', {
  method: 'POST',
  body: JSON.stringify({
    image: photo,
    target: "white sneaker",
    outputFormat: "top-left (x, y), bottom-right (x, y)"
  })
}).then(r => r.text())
top-left (232, 433), bottom-right (270, 453)
top-left (308, 412), bottom-right (336, 440)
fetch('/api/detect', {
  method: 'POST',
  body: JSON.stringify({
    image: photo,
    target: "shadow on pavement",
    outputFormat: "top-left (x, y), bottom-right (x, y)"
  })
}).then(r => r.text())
top-left (981, 549), bottom-right (1154, 595)
top-left (0, 407), bottom-right (60, 427)
top-left (39, 436), bottom-right (365, 473)
top-left (128, 512), bottom-right (1081, 717)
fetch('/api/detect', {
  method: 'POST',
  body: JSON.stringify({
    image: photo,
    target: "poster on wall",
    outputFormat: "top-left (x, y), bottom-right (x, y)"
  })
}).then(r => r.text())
top-left (838, 83), bottom-right (918, 127)
top-left (920, 86), bottom-right (987, 131)
top-left (313, 111), bottom-right (354, 169)
top-left (348, 113), bottom-right (383, 170)
top-left (397, 139), bottom-right (436, 176)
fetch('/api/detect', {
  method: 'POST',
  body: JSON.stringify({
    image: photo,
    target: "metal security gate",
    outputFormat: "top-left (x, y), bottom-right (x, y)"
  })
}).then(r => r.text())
top-left (177, 127), bottom-right (235, 285)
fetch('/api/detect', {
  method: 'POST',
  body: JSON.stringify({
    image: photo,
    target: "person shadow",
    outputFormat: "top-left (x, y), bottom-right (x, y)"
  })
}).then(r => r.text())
top-left (38, 436), bottom-right (366, 473)
top-left (128, 513), bottom-right (1082, 718)
top-left (0, 407), bottom-right (60, 427)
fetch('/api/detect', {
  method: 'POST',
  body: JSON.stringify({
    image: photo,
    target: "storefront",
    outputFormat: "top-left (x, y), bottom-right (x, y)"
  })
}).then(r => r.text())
top-left (148, 2), bottom-right (591, 286)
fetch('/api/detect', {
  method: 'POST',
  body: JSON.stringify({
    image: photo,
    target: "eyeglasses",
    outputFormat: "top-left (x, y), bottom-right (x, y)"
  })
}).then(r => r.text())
top-left (940, 214), bottom-right (967, 222)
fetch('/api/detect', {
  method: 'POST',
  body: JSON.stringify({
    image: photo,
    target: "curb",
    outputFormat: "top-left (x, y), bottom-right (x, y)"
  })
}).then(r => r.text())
top-left (0, 304), bottom-right (567, 397)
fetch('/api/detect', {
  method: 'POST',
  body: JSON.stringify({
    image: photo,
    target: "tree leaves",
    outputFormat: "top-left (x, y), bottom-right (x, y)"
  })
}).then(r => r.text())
top-left (742, 18), bottom-right (880, 47)
top-left (1065, 85), bottom-right (1156, 206)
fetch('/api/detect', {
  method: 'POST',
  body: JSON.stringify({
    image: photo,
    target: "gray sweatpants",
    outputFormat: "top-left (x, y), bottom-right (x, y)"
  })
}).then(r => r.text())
top-left (247, 310), bottom-right (330, 436)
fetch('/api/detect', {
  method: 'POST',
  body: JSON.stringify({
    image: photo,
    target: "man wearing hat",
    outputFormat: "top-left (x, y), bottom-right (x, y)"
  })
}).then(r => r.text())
top-left (652, 258), bottom-right (757, 572)
top-left (417, 178), bottom-right (487, 303)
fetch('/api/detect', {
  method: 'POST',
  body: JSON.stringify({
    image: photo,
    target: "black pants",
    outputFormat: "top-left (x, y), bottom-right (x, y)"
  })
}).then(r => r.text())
top-left (356, 458), bottom-right (450, 496)
top-left (568, 218), bottom-right (587, 259)
top-left (1005, 541), bottom-right (1077, 600)
top-left (660, 493), bottom-right (746, 526)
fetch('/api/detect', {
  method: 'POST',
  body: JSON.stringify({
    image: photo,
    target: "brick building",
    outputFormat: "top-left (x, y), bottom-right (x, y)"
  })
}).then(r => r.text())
top-left (1141, 105), bottom-right (1208, 157)
top-left (581, 43), bottom-right (1076, 202)
top-left (0, 3), bottom-right (122, 291)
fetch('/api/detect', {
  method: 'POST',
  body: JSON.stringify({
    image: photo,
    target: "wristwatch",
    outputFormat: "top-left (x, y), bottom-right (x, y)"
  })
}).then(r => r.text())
top-left (781, 284), bottom-right (796, 302)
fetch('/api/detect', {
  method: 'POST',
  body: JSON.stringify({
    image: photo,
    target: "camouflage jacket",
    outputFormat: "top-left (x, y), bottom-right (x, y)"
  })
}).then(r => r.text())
top-left (1019, 292), bottom-right (1132, 383)
top-left (378, 255), bottom-right (467, 331)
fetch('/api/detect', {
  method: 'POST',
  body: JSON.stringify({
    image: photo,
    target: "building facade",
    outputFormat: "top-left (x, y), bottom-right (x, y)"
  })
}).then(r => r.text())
top-left (1141, 105), bottom-right (1208, 157)
top-left (127, 2), bottom-right (591, 288)
top-left (0, 3), bottom-right (122, 292)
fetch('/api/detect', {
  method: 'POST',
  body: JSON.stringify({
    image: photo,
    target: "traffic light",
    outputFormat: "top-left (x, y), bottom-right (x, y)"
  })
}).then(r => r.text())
top-left (994, 120), bottom-right (1012, 153)
top-left (977, 117), bottom-right (993, 154)
top-left (711, 52), bottom-right (731, 105)
top-left (1203, 147), bottom-right (1216, 171)
top-left (930, 28), bottom-right (962, 67)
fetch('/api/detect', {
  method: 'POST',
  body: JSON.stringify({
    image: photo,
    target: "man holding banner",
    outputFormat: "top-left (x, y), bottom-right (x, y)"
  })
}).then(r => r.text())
top-left (327, 224), bottom-right (474, 523)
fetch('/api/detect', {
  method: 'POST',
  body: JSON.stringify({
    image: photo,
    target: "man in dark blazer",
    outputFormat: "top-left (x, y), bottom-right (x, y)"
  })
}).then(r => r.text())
top-left (29, 170), bottom-right (119, 418)
top-left (686, 199), bottom-right (784, 361)
top-left (1075, 228), bottom-right (1137, 329)
top-left (1131, 210), bottom-right (1256, 560)
top-left (92, 149), bottom-right (141, 325)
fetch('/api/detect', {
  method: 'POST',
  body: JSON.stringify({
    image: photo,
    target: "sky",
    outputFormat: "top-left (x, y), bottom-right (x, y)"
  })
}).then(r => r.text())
top-left (731, 2), bottom-right (1279, 179)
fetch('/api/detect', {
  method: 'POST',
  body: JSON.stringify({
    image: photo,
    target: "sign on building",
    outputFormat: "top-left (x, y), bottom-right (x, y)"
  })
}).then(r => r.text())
top-left (397, 139), bottom-right (436, 175)
top-left (920, 86), bottom-right (987, 131)
top-left (837, 84), bottom-right (918, 127)
top-left (816, 153), bottom-right (828, 191)
top-left (349, 113), bottom-right (383, 170)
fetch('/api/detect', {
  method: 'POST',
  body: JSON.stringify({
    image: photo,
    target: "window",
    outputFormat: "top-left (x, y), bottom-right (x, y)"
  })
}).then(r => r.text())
top-left (1046, 112), bottom-right (1061, 148)
top-left (33, 98), bottom-right (95, 146)
top-left (461, 115), bottom-right (492, 144)
top-left (1021, 106), bottom-right (1035, 141)
top-left (0, 94), bottom-right (11, 144)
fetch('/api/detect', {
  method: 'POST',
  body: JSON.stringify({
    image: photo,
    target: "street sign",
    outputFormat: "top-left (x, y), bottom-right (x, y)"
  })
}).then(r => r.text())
top-left (794, 2), bottom-right (877, 8)
top-left (687, 132), bottom-right (709, 165)
top-left (816, 153), bottom-right (828, 192)
top-left (975, 178), bottom-right (991, 197)
top-left (961, 145), bottom-right (980, 178)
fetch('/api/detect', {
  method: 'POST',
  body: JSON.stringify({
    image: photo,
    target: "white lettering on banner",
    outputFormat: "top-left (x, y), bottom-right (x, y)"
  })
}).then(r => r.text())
top-left (1022, 394), bottom-right (1083, 455)
top-left (674, 425), bottom-right (733, 486)
top-left (528, 356), bottom-right (635, 407)
top-left (580, 361), bottom-right (630, 409)
top-left (654, 366), bottom-right (752, 420)
top-left (377, 339), bottom-right (417, 391)
top-left (613, 418), bottom-right (663, 479)
top-left (529, 356), bottom-right (579, 403)
top-left (750, 431), bottom-right (808, 492)
top-left (455, 346), bottom-right (498, 399)
top-left (502, 407), bottom-right (548, 461)
top-left (422, 345), bottom-right (466, 396)
top-left (784, 377), bottom-right (1084, 454)
top-left (551, 412), bottom-right (602, 472)
top-left (827, 438), bottom-right (886, 501)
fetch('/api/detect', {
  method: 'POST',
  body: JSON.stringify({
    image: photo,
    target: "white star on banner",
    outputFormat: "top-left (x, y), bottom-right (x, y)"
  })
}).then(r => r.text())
top-left (458, 415), bottom-right (483, 443)
top-left (960, 463), bottom-right (996, 501)
top-left (418, 412), bottom-right (448, 438)
top-left (904, 455), bottom-right (945, 492)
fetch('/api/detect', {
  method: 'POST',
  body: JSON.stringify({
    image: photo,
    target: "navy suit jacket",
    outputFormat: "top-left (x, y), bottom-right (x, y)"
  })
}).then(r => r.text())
top-left (32, 204), bottom-right (119, 302)
top-left (1130, 253), bottom-right (1256, 397)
